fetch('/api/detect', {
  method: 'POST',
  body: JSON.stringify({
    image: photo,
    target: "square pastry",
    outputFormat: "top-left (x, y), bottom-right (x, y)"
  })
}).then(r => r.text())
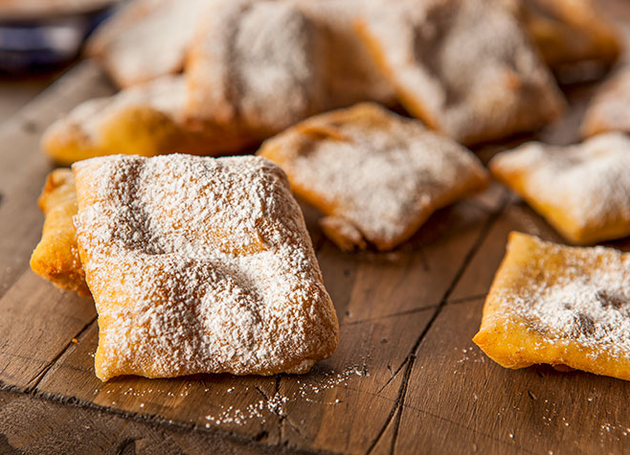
top-left (519, 0), bottom-right (620, 76)
top-left (257, 103), bottom-right (489, 251)
top-left (72, 154), bottom-right (339, 381)
top-left (489, 132), bottom-right (630, 244)
top-left (85, 0), bottom-right (209, 88)
top-left (355, 0), bottom-right (565, 145)
top-left (474, 232), bottom-right (630, 381)
top-left (185, 0), bottom-right (326, 138)
top-left (581, 66), bottom-right (630, 138)
top-left (42, 75), bottom-right (255, 166)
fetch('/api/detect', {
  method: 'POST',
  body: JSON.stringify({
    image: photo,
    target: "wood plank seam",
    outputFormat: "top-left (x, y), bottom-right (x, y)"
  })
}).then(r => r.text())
top-left (446, 293), bottom-right (489, 306)
top-left (366, 192), bottom-right (510, 454)
top-left (371, 194), bottom-right (510, 399)
top-left (0, 380), bottom-right (321, 455)
top-left (340, 304), bottom-right (438, 328)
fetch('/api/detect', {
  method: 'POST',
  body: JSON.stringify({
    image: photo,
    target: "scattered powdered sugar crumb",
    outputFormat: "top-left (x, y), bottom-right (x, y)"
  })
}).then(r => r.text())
top-left (296, 364), bottom-right (367, 399)
top-left (453, 345), bottom-right (486, 374)
top-left (202, 364), bottom-right (366, 426)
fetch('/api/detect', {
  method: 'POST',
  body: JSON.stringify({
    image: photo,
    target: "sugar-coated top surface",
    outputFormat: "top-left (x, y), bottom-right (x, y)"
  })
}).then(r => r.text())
top-left (186, 0), bottom-right (322, 136)
top-left (72, 154), bottom-right (338, 380)
top-left (259, 103), bottom-right (488, 249)
top-left (358, 0), bottom-right (564, 144)
top-left (492, 234), bottom-right (630, 358)
top-left (56, 74), bottom-right (185, 143)
top-left (582, 66), bottom-right (630, 136)
top-left (87, 0), bottom-right (209, 87)
top-left (490, 132), bottom-right (630, 231)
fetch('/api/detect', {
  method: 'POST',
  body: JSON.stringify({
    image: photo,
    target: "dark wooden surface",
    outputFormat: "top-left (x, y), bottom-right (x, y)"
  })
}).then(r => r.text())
top-left (3, 3), bottom-right (630, 453)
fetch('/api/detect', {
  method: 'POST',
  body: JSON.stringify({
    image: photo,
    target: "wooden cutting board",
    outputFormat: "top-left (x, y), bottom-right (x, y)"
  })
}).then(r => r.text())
top-left (3, 6), bottom-right (630, 452)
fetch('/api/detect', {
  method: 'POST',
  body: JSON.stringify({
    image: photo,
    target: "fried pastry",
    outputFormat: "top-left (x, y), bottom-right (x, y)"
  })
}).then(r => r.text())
top-left (42, 75), bottom-right (255, 166)
top-left (185, 0), bottom-right (325, 139)
top-left (30, 169), bottom-right (89, 297)
top-left (518, 0), bottom-right (620, 77)
top-left (292, 0), bottom-right (396, 109)
top-left (85, 0), bottom-right (208, 88)
top-left (72, 154), bottom-right (339, 381)
top-left (257, 103), bottom-right (489, 251)
top-left (489, 133), bottom-right (630, 244)
top-left (581, 66), bottom-right (630, 138)
top-left (474, 232), bottom-right (630, 381)
top-left (355, 0), bottom-right (565, 145)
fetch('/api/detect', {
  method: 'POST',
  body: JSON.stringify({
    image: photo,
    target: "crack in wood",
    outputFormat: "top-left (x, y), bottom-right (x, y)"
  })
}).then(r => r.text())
top-left (417, 247), bottom-right (430, 272)
top-left (254, 386), bottom-right (270, 401)
top-left (366, 193), bottom-right (509, 454)
top-left (115, 437), bottom-right (137, 455)
top-left (284, 416), bottom-right (306, 440)
top-left (341, 305), bottom-right (437, 328)
top-left (376, 358), bottom-right (409, 395)
top-left (25, 316), bottom-right (97, 393)
top-left (274, 375), bottom-right (285, 446)
top-left (389, 356), bottom-right (415, 454)
top-left (446, 293), bottom-right (489, 305)
top-left (398, 401), bottom-right (539, 455)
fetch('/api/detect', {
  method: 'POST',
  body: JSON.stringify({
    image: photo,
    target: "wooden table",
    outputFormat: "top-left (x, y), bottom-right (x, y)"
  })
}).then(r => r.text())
top-left (2, 4), bottom-right (630, 453)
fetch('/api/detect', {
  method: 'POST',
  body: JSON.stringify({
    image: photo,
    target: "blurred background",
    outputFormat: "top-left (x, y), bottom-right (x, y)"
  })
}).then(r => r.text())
top-left (0, 0), bottom-right (121, 121)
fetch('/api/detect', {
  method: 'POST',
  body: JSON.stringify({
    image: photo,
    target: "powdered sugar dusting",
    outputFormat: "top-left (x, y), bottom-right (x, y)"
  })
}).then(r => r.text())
top-left (494, 235), bottom-right (630, 358)
top-left (490, 132), bottom-right (630, 240)
top-left (358, 0), bottom-right (564, 144)
top-left (60, 74), bottom-right (185, 144)
top-left (259, 103), bottom-right (488, 250)
top-left (202, 364), bottom-right (366, 426)
top-left (87, 0), bottom-right (210, 87)
top-left (582, 66), bottom-right (630, 137)
top-left (72, 154), bottom-right (338, 381)
top-left (185, 0), bottom-right (323, 136)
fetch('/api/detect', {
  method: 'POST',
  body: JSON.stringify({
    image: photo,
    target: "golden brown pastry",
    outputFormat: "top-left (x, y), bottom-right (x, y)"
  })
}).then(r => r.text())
top-left (85, 0), bottom-right (209, 88)
top-left (518, 0), bottom-right (620, 78)
top-left (489, 132), bottom-right (630, 244)
top-left (185, 0), bottom-right (326, 139)
top-left (581, 66), bottom-right (630, 138)
top-left (30, 169), bottom-right (89, 297)
top-left (355, 0), bottom-right (565, 145)
top-left (42, 75), bottom-right (255, 166)
top-left (258, 103), bottom-right (489, 251)
top-left (72, 154), bottom-right (339, 381)
top-left (474, 232), bottom-right (630, 382)
top-left (291, 0), bottom-right (396, 109)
